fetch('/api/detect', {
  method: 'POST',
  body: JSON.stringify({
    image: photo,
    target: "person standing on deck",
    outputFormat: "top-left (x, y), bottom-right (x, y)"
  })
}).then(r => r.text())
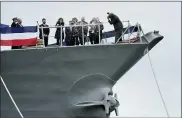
top-left (39, 18), bottom-right (50, 47)
top-left (95, 17), bottom-right (104, 44)
top-left (77, 16), bottom-right (88, 45)
top-left (107, 12), bottom-right (123, 43)
top-left (55, 18), bottom-right (65, 45)
top-left (65, 21), bottom-right (75, 46)
top-left (72, 17), bottom-right (79, 45)
top-left (11, 17), bottom-right (20, 49)
top-left (11, 17), bottom-right (19, 27)
top-left (89, 17), bottom-right (97, 44)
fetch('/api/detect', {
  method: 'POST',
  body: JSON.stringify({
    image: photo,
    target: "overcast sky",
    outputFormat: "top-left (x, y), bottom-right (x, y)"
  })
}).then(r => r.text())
top-left (1, 1), bottom-right (181, 117)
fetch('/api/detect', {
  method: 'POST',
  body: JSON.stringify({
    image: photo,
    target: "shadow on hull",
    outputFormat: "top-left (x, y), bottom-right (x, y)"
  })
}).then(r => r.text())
top-left (0, 32), bottom-right (163, 118)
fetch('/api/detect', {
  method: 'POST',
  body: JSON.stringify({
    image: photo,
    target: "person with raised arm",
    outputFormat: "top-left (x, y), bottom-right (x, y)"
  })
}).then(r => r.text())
top-left (107, 12), bottom-right (123, 43)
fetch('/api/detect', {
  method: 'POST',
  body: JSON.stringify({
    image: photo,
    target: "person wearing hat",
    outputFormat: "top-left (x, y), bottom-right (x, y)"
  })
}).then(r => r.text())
top-left (39, 18), bottom-right (50, 47)
top-left (11, 17), bottom-right (21, 49)
top-left (107, 12), bottom-right (123, 43)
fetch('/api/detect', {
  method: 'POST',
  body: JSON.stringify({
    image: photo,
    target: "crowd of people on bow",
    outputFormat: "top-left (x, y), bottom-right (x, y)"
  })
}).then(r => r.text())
top-left (10, 12), bottom-right (124, 48)
top-left (39, 16), bottom-right (104, 47)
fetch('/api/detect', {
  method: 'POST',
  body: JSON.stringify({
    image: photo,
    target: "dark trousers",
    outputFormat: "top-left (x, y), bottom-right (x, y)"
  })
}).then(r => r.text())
top-left (11, 46), bottom-right (22, 49)
top-left (115, 30), bottom-right (123, 43)
top-left (73, 36), bottom-right (79, 45)
top-left (79, 35), bottom-right (87, 45)
top-left (44, 37), bottom-right (48, 47)
top-left (65, 36), bottom-right (71, 46)
top-left (89, 33), bottom-right (100, 44)
top-left (56, 33), bottom-right (64, 45)
top-left (65, 36), bottom-right (79, 46)
top-left (12, 46), bottom-right (19, 49)
top-left (56, 38), bottom-right (60, 45)
top-left (56, 38), bottom-right (64, 45)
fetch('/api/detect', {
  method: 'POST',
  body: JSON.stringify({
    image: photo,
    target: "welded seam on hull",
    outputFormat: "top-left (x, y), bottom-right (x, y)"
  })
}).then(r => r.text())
top-left (67, 73), bottom-right (116, 94)
top-left (0, 75), bottom-right (24, 118)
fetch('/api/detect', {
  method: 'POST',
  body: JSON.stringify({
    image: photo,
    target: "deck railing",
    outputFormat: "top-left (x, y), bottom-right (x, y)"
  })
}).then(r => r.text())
top-left (38, 20), bottom-right (143, 48)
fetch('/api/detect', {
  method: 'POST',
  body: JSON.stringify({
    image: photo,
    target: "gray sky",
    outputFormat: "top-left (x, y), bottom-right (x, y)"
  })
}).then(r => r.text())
top-left (1, 1), bottom-right (181, 117)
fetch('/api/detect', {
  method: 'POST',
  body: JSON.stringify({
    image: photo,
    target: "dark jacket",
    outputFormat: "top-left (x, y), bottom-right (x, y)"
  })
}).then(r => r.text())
top-left (65, 26), bottom-right (74, 44)
top-left (39, 24), bottom-right (50, 39)
top-left (72, 26), bottom-right (79, 37)
top-left (11, 22), bottom-right (19, 27)
top-left (65, 27), bottom-right (72, 36)
top-left (65, 26), bottom-right (78, 38)
top-left (77, 21), bottom-right (88, 36)
top-left (55, 22), bottom-right (64, 39)
top-left (107, 13), bottom-right (123, 31)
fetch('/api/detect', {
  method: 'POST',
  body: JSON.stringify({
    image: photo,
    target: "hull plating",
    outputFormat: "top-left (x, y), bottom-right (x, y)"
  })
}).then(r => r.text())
top-left (0, 32), bottom-right (163, 118)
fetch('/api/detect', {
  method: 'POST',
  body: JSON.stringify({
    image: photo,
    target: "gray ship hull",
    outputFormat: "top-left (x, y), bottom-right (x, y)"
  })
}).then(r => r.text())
top-left (0, 32), bottom-right (163, 118)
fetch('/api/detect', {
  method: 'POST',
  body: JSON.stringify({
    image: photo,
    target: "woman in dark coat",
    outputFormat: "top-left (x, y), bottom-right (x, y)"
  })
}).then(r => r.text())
top-left (55, 18), bottom-right (64, 45)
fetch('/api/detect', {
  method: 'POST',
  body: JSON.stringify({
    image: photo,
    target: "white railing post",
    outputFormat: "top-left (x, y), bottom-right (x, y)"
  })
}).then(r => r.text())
top-left (128, 22), bottom-right (131, 44)
top-left (60, 26), bottom-right (63, 46)
top-left (116, 23), bottom-right (131, 43)
top-left (98, 24), bottom-right (101, 44)
top-left (82, 23), bottom-right (84, 45)
top-left (128, 23), bottom-right (138, 44)
top-left (128, 21), bottom-right (130, 40)
top-left (36, 21), bottom-right (39, 49)
top-left (41, 27), bottom-right (45, 48)
top-left (36, 25), bottom-right (38, 49)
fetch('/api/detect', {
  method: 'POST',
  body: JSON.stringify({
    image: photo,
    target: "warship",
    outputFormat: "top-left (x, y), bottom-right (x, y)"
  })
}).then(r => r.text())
top-left (0, 21), bottom-right (164, 118)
